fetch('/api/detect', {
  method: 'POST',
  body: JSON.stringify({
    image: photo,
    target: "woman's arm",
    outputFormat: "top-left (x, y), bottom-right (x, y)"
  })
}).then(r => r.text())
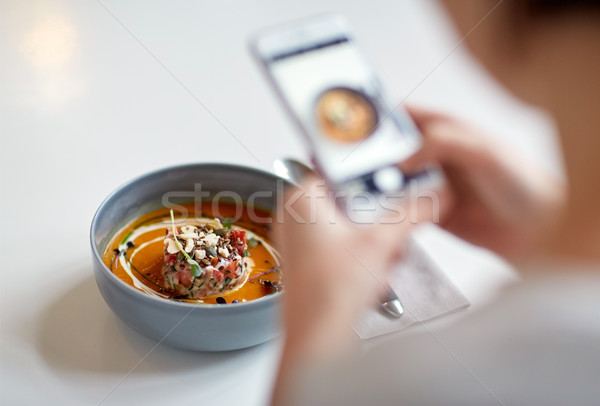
top-left (271, 107), bottom-right (565, 405)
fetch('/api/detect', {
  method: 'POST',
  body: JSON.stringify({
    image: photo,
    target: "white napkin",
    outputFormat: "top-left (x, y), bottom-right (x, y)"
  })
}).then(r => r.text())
top-left (354, 240), bottom-right (470, 339)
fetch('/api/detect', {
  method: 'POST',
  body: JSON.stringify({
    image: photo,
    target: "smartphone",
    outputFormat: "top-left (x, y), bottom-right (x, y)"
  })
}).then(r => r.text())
top-left (250, 15), bottom-right (440, 200)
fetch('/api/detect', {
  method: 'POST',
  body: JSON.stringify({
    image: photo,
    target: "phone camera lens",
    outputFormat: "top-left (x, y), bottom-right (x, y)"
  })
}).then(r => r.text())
top-left (373, 167), bottom-right (404, 193)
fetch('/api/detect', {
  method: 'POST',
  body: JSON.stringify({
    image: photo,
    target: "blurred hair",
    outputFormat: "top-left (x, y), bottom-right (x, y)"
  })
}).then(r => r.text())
top-left (524, 0), bottom-right (600, 16)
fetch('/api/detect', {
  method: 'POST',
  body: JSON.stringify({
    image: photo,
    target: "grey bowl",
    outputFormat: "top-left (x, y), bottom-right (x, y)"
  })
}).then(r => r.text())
top-left (90, 163), bottom-right (288, 351)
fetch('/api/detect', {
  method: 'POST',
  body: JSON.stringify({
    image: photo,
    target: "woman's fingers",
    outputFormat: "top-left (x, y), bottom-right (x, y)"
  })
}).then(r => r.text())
top-left (275, 177), bottom-right (419, 266)
top-left (401, 108), bottom-right (451, 171)
top-left (402, 107), bottom-right (492, 176)
top-left (405, 105), bottom-right (447, 128)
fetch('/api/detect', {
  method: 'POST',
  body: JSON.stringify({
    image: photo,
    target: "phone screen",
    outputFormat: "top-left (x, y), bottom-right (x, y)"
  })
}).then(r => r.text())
top-left (265, 36), bottom-right (421, 184)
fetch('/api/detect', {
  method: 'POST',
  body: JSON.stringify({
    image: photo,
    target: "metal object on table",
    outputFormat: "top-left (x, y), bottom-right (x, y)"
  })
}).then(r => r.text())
top-left (379, 287), bottom-right (404, 318)
top-left (272, 157), bottom-right (314, 185)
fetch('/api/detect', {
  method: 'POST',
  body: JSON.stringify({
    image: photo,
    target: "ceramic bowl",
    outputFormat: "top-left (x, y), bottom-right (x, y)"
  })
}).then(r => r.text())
top-left (90, 163), bottom-right (287, 351)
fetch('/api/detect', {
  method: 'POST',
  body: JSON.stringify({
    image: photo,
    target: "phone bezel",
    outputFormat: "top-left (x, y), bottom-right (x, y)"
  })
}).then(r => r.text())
top-left (250, 14), bottom-right (353, 63)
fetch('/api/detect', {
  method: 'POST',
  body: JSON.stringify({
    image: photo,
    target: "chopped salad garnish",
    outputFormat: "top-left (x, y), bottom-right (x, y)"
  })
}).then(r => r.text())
top-left (163, 211), bottom-right (248, 298)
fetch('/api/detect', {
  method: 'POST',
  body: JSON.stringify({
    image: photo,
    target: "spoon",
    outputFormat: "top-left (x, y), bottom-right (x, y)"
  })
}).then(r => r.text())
top-left (272, 157), bottom-right (404, 318)
top-left (272, 158), bottom-right (315, 185)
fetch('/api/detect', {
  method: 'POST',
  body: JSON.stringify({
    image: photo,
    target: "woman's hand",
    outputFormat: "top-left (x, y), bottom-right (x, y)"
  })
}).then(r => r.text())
top-left (274, 180), bottom-right (416, 358)
top-left (402, 107), bottom-right (565, 262)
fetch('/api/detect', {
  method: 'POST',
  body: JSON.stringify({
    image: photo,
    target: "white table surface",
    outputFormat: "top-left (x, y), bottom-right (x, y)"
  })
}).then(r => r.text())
top-left (0, 1), bottom-right (562, 405)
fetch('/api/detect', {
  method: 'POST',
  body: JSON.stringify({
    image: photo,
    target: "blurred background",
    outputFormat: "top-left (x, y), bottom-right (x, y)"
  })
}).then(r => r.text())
top-left (0, 1), bottom-right (562, 405)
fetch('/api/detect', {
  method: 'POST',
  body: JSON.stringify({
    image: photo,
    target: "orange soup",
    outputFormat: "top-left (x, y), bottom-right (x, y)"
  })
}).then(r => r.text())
top-left (102, 202), bottom-right (282, 304)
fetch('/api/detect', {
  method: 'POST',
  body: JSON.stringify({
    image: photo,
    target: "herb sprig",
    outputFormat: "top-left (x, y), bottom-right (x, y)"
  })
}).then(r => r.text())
top-left (170, 209), bottom-right (203, 277)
